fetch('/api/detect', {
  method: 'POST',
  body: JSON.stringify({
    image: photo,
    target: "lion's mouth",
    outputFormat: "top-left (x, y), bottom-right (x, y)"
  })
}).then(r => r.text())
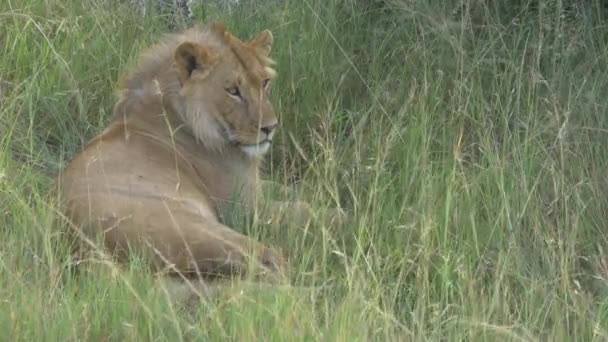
top-left (239, 139), bottom-right (272, 157)
top-left (239, 139), bottom-right (272, 148)
top-left (221, 127), bottom-right (273, 148)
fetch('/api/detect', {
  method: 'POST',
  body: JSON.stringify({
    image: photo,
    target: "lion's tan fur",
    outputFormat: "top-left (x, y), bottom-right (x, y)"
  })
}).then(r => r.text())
top-left (58, 23), bottom-right (287, 292)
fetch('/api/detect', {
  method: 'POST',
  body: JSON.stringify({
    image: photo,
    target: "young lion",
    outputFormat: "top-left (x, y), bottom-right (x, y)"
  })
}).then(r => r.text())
top-left (58, 23), bottom-right (306, 296)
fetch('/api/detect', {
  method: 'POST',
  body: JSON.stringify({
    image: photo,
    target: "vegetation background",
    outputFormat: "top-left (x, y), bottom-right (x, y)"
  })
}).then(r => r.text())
top-left (1, 0), bottom-right (608, 340)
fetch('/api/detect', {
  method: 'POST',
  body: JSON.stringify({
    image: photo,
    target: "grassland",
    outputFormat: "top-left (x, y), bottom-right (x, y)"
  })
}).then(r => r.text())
top-left (1, 0), bottom-right (608, 340)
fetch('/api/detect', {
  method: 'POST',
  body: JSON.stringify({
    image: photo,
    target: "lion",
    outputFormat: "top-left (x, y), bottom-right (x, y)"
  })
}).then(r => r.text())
top-left (57, 22), bottom-right (315, 300)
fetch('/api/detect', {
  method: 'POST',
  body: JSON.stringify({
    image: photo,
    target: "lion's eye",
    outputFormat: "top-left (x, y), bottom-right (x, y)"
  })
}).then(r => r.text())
top-left (226, 86), bottom-right (241, 97)
top-left (262, 79), bottom-right (270, 89)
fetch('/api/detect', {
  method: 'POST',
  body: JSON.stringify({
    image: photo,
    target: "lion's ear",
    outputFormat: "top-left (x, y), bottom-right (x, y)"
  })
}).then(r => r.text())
top-left (250, 30), bottom-right (273, 56)
top-left (174, 42), bottom-right (216, 83)
top-left (209, 22), bottom-right (226, 37)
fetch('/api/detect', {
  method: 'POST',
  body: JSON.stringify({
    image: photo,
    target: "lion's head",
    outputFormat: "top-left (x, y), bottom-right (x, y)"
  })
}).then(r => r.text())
top-left (167, 23), bottom-right (278, 158)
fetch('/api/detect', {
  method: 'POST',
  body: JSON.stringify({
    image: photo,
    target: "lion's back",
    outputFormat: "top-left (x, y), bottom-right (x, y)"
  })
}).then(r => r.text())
top-left (58, 123), bottom-right (214, 226)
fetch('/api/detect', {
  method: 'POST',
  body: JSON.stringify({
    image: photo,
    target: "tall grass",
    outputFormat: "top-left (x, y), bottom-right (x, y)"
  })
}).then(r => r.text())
top-left (1, 0), bottom-right (608, 339)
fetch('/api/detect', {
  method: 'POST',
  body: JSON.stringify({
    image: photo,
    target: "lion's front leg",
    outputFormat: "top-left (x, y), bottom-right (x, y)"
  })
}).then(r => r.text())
top-left (154, 218), bottom-right (288, 282)
top-left (85, 196), bottom-right (288, 283)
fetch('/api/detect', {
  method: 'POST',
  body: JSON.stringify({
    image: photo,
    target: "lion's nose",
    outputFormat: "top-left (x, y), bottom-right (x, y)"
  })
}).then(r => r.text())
top-left (260, 123), bottom-right (277, 136)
